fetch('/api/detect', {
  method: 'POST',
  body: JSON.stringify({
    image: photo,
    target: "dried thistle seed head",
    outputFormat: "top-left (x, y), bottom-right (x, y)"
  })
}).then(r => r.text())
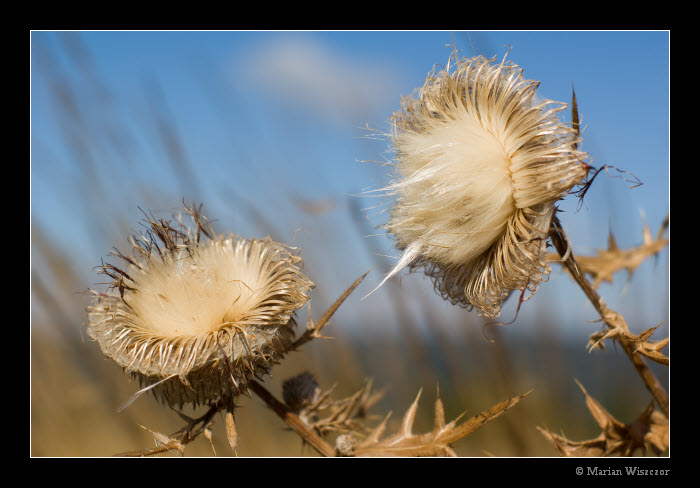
top-left (282, 372), bottom-right (320, 412)
top-left (86, 204), bottom-right (314, 408)
top-left (380, 51), bottom-right (589, 317)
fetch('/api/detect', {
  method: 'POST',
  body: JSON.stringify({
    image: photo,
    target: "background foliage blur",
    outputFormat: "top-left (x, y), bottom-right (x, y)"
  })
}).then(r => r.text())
top-left (30, 30), bottom-right (669, 456)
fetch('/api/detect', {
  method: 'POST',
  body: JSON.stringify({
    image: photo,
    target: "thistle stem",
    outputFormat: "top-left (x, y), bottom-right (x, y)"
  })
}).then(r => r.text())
top-left (113, 398), bottom-right (227, 457)
top-left (249, 380), bottom-right (337, 457)
top-left (292, 269), bottom-right (371, 350)
top-left (550, 217), bottom-right (669, 417)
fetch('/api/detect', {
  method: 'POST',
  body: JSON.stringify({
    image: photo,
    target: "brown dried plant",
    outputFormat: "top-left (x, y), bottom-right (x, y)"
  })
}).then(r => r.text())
top-left (588, 323), bottom-right (669, 366)
top-left (67, 41), bottom-right (667, 458)
top-left (88, 203), bottom-right (315, 410)
top-left (108, 238), bottom-right (372, 457)
top-left (549, 217), bottom-right (669, 419)
top-left (538, 380), bottom-right (668, 457)
top-left (541, 210), bottom-right (669, 457)
top-left (548, 216), bottom-right (670, 367)
top-left (370, 49), bottom-right (668, 457)
top-left (283, 375), bottom-right (387, 437)
top-left (342, 388), bottom-right (532, 457)
top-left (547, 215), bottom-right (669, 289)
top-left (280, 374), bottom-right (532, 457)
top-left (527, 81), bottom-right (668, 457)
top-left (95, 206), bottom-right (529, 457)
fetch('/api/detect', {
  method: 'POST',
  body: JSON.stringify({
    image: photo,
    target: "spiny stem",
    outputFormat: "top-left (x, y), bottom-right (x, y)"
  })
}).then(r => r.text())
top-left (550, 216), bottom-right (669, 417)
top-left (249, 380), bottom-right (337, 457)
top-left (292, 269), bottom-right (371, 350)
top-left (113, 397), bottom-right (228, 457)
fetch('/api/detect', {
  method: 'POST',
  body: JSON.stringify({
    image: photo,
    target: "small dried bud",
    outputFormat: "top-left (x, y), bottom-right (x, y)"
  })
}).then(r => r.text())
top-left (379, 51), bottom-right (588, 317)
top-left (334, 434), bottom-right (355, 457)
top-left (86, 204), bottom-right (314, 408)
top-left (282, 372), bottom-right (320, 412)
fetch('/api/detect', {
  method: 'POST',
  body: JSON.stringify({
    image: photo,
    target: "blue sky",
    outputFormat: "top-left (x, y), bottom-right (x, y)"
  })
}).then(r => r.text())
top-left (30, 31), bottom-right (669, 341)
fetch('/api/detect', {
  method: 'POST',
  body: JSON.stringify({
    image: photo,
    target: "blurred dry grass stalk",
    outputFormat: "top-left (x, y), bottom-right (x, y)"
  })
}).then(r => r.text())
top-left (30, 35), bottom-right (669, 458)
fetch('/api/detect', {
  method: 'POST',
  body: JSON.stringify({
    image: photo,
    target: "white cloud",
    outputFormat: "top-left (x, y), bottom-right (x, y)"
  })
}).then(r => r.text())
top-left (237, 35), bottom-right (397, 125)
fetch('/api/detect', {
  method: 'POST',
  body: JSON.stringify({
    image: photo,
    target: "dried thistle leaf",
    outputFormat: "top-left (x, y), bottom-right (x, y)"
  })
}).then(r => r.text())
top-left (364, 412), bottom-right (392, 446)
top-left (575, 380), bottom-right (625, 433)
top-left (399, 389), bottom-right (421, 437)
top-left (444, 390), bottom-right (532, 443)
top-left (588, 323), bottom-right (669, 365)
top-left (537, 426), bottom-right (607, 457)
top-left (540, 382), bottom-right (669, 457)
top-left (636, 344), bottom-right (670, 366)
top-left (548, 216), bottom-right (669, 288)
top-left (631, 324), bottom-right (669, 366)
top-left (141, 424), bottom-right (181, 449)
top-left (587, 327), bottom-right (621, 352)
top-left (644, 410), bottom-right (669, 454)
top-left (352, 389), bottom-right (531, 457)
top-left (300, 378), bottom-right (386, 436)
top-left (434, 391), bottom-right (446, 431)
top-left (115, 424), bottom-right (185, 457)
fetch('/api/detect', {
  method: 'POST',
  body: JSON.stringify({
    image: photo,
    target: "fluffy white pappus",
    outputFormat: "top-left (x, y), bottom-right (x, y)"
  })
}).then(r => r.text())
top-left (377, 51), bottom-right (588, 317)
top-left (127, 237), bottom-right (305, 338)
top-left (87, 206), bottom-right (314, 407)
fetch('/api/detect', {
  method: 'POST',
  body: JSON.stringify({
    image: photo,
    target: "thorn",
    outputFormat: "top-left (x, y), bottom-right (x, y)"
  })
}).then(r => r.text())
top-left (607, 230), bottom-right (618, 252)
top-left (571, 82), bottom-right (580, 150)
